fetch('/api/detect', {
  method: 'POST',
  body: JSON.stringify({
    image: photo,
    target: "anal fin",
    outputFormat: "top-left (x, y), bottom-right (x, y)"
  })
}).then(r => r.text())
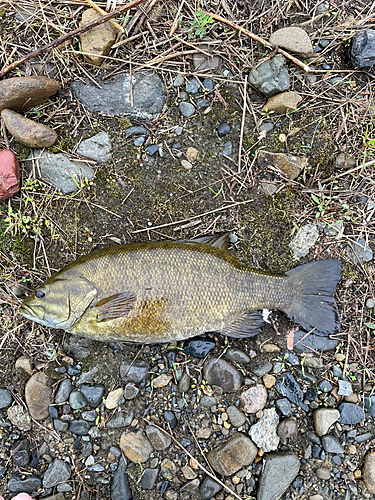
top-left (218, 310), bottom-right (264, 338)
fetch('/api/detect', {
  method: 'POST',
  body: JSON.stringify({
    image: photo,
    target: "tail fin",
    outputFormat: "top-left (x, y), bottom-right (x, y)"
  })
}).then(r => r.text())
top-left (284, 260), bottom-right (342, 335)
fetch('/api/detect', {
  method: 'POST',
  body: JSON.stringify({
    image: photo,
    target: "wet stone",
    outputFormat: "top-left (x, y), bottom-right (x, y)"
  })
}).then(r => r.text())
top-left (80, 384), bottom-right (104, 408)
top-left (313, 408), bottom-right (340, 436)
top-left (25, 372), bottom-right (52, 421)
top-left (250, 408), bottom-right (280, 452)
top-left (207, 433), bottom-right (257, 476)
top-left (257, 452), bottom-right (300, 500)
top-left (275, 372), bottom-right (307, 410)
top-left (183, 336), bottom-right (216, 358)
top-left (11, 439), bottom-right (30, 466)
top-left (77, 132), bottom-right (112, 163)
top-left (304, 388), bottom-right (317, 401)
top-left (0, 388), bottom-right (13, 409)
top-left (322, 435), bottom-right (344, 454)
top-left (252, 362), bottom-right (273, 376)
top-left (120, 359), bottom-right (150, 383)
top-left (69, 391), bottom-right (88, 410)
top-left (249, 54), bottom-right (290, 95)
top-left (339, 403), bottom-right (365, 424)
top-left (43, 458), bottom-right (71, 488)
top-left (164, 410), bottom-right (177, 429)
top-left (8, 474), bottom-right (42, 495)
top-left (276, 398), bottom-right (292, 416)
top-left (141, 468), bottom-right (159, 490)
top-left (68, 420), bottom-right (90, 435)
top-left (226, 405), bottom-right (246, 427)
top-left (241, 384), bottom-right (267, 414)
top-left (120, 431), bottom-right (153, 463)
top-left (72, 72), bottom-right (167, 120)
top-left (179, 102), bottom-right (195, 117)
top-left (203, 356), bottom-right (243, 392)
top-left (146, 425), bottom-right (171, 450)
top-left (111, 457), bottom-right (132, 500)
top-left (200, 476), bottom-right (222, 498)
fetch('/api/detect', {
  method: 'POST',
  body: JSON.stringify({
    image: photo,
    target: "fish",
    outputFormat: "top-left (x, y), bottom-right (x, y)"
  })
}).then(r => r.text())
top-left (19, 234), bottom-right (342, 343)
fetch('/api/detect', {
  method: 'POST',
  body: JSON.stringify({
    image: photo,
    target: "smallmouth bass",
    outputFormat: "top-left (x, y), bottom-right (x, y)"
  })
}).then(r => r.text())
top-left (19, 235), bottom-right (342, 343)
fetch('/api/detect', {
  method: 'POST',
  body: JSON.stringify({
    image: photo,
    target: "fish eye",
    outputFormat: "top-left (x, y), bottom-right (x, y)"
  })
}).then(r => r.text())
top-left (35, 288), bottom-right (46, 299)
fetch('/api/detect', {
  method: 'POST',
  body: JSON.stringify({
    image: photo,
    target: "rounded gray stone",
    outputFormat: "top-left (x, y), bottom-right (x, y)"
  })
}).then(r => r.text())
top-left (257, 452), bottom-right (300, 500)
top-left (179, 102), bottom-right (195, 118)
top-left (0, 388), bottom-right (13, 409)
top-left (203, 356), bottom-right (243, 392)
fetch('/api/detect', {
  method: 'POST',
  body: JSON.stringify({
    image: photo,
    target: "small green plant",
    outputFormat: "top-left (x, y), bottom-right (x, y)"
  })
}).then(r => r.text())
top-left (188, 9), bottom-right (214, 39)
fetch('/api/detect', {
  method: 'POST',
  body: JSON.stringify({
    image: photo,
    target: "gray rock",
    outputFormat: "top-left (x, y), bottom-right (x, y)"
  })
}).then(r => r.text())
top-left (124, 382), bottom-right (139, 400)
top-left (290, 224), bottom-right (319, 260)
top-left (173, 74), bottom-right (185, 87)
top-left (356, 432), bottom-right (372, 443)
top-left (186, 78), bottom-right (201, 93)
top-left (322, 435), bottom-right (344, 454)
top-left (313, 408), bottom-right (340, 436)
top-left (54, 419), bottom-right (69, 432)
top-left (249, 55), bottom-right (290, 96)
top-left (257, 452), bottom-right (300, 500)
top-left (141, 468), bottom-right (159, 489)
top-left (7, 475), bottom-right (42, 495)
top-left (250, 408), bottom-right (280, 452)
top-left (339, 403), bottom-right (365, 424)
top-left (145, 425), bottom-right (171, 450)
top-left (80, 384), bottom-right (104, 407)
top-left (43, 458), bottom-right (71, 488)
top-left (276, 398), bottom-right (292, 416)
top-left (180, 478), bottom-right (200, 493)
top-left (26, 150), bottom-right (94, 194)
top-left (63, 336), bottom-right (93, 359)
top-left (178, 372), bottom-right (191, 393)
top-left (338, 380), bottom-right (353, 396)
top-left (68, 420), bottom-right (90, 435)
top-left (316, 467), bottom-right (331, 480)
top-left (134, 136), bottom-right (145, 147)
top-left (200, 395), bottom-right (216, 408)
top-left (124, 126), bottom-right (150, 137)
top-left (303, 357), bottom-right (323, 369)
top-left (203, 356), bottom-right (243, 392)
top-left (203, 79), bottom-right (214, 92)
top-left (0, 388), bottom-right (13, 409)
top-left (365, 396), bottom-right (375, 416)
top-left (120, 359), bottom-right (150, 383)
top-left (77, 132), bottom-right (112, 163)
top-left (55, 379), bottom-right (73, 404)
top-left (207, 433), bottom-right (257, 476)
top-left (275, 372), bottom-right (307, 411)
top-left (259, 122), bottom-right (274, 133)
top-left (226, 405), bottom-right (246, 427)
top-left (193, 45), bottom-right (220, 70)
top-left (366, 298), bottom-right (375, 309)
top-left (71, 72), bottom-right (167, 120)
top-left (111, 457), bottom-right (132, 500)
top-left (222, 140), bottom-right (232, 156)
top-left (200, 476), bottom-right (222, 498)
top-left (351, 30), bottom-right (375, 68)
top-left (269, 27), bottom-right (313, 56)
top-left (69, 391), bottom-right (88, 410)
top-left (179, 102), bottom-right (195, 117)
top-left (277, 417), bottom-right (297, 439)
top-left (107, 410), bottom-right (134, 429)
top-left (292, 329), bottom-right (339, 352)
top-left (346, 238), bottom-right (373, 263)
top-left (82, 409), bottom-right (97, 422)
top-left (251, 362), bottom-right (273, 376)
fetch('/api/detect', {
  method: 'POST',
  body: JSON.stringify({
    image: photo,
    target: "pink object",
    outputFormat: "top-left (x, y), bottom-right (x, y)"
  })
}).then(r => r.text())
top-left (0, 494), bottom-right (33, 500)
top-left (0, 148), bottom-right (20, 200)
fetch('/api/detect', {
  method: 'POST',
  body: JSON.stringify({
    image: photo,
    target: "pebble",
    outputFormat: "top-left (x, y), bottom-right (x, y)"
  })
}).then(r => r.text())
top-left (105, 388), bottom-right (124, 409)
top-left (339, 403), bottom-right (365, 424)
top-left (203, 356), bottom-right (243, 392)
top-left (69, 391), bottom-right (88, 410)
top-left (257, 452), bottom-right (300, 500)
top-left (258, 150), bottom-right (306, 181)
top-left (1, 109), bottom-right (57, 148)
top-left (173, 74), bottom-right (184, 87)
top-left (68, 420), bottom-right (90, 435)
top-left (262, 342), bottom-right (281, 353)
top-left (0, 75), bottom-right (59, 112)
top-left (124, 383), bottom-right (139, 400)
top-left (222, 140), bottom-right (232, 155)
top-left (275, 372), bottom-right (307, 410)
top-left (77, 132), bottom-right (112, 163)
top-left (363, 451), bottom-right (375, 493)
top-left (0, 149), bottom-right (20, 200)
top-left (250, 408), bottom-right (280, 452)
top-left (25, 372), bottom-right (52, 421)
top-left (133, 136), bottom-right (145, 146)
top-left (351, 29), bottom-right (375, 68)
top-left (146, 425), bottom-right (171, 450)
top-left (259, 122), bottom-right (274, 133)
top-left (321, 435), bottom-right (344, 454)
top-left (249, 54), bottom-right (290, 96)
top-left (141, 468), bottom-right (159, 489)
top-left (106, 410), bottom-right (134, 429)
top-left (269, 27), bottom-right (313, 56)
top-left (164, 410), bottom-right (178, 429)
top-left (111, 457), bottom-right (132, 500)
top-left (276, 398), bottom-right (292, 416)
top-left (55, 379), bottom-right (73, 404)
top-left (80, 384), bottom-right (104, 407)
top-left (200, 395), bottom-right (216, 408)
top-left (193, 45), bottom-right (220, 70)
top-left (15, 356), bottom-right (33, 374)
top-left (207, 433), bottom-right (257, 476)
top-left (181, 465), bottom-right (197, 480)
top-left (200, 476), bottom-right (222, 498)
top-left (79, 8), bottom-right (116, 65)
top-left (179, 102), bottom-right (195, 117)
top-left (290, 224), bottom-right (319, 260)
top-left (120, 358), bottom-right (150, 383)
top-left (124, 126), bottom-right (150, 137)
top-left (252, 362), bottom-right (273, 376)
top-left (7, 475), bottom-right (42, 495)
top-left (180, 478), bottom-right (200, 493)
top-left (54, 419), bottom-right (68, 432)
top-left (181, 159), bottom-right (192, 170)
top-left (161, 458), bottom-right (177, 479)
top-left (263, 91), bottom-right (302, 114)
top-left (119, 431), bottom-right (153, 463)
top-left (313, 408), bottom-right (340, 436)
top-left (277, 417), bottom-right (297, 439)
top-left (203, 79), bottom-right (214, 92)
top-left (152, 373), bottom-right (172, 388)
top-left (7, 404), bottom-right (32, 431)
top-left (303, 357), bottom-right (324, 369)
top-left (186, 146), bottom-right (198, 163)
top-left (178, 372), bottom-right (191, 393)
top-left (183, 336), bottom-right (215, 358)
top-left (263, 374), bottom-right (276, 388)
top-left (0, 388), bottom-right (13, 409)
top-left (292, 329), bottom-right (339, 352)
top-left (316, 467), bottom-right (331, 480)
top-left (346, 238), bottom-right (373, 263)
top-left (186, 78), bottom-right (201, 93)
top-left (43, 458), bottom-right (71, 488)
top-left (216, 122), bottom-right (230, 138)
top-left (226, 405), bottom-right (246, 427)
top-left (241, 384), bottom-right (267, 414)
top-left (225, 347), bottom-right (251, 365)
top-left (72, 72), bottom-right (167, 120)
top-left (338, 380), bottom-right (353, 396)
top-left (11, 439), bottom-right (30, 466)
top-left (366, 297), bottom-right (375, 308)
top-left (319, 379), bottom-right (333, 393)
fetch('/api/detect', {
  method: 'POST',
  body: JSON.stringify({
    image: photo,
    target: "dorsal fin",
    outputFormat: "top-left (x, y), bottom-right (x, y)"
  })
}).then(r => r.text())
top-left (178, 234), bottom-right (230, 250)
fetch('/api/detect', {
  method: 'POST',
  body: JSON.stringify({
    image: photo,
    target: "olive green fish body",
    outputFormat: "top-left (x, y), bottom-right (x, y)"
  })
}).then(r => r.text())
top-left (19, 237), bottom-right (342, 342)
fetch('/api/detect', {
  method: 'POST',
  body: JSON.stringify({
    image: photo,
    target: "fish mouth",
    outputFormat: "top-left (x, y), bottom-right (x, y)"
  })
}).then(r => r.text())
top-left (19, 303), bottom-right (65, 329)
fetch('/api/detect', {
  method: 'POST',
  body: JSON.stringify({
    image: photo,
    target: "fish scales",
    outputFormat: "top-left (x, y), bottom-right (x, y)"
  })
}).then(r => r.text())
top-left (19, 237), bottom-right (342, 342)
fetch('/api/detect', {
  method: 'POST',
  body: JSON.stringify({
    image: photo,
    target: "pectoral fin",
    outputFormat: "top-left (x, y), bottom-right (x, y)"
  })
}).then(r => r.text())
top-left (218, 310), bottom-right (264, 338)
top-left (94, 292), bottom-right (137, 321)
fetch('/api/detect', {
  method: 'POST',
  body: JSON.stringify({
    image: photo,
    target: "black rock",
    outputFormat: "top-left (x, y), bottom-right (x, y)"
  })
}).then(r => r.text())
top-left (183, 336), bottom-right (216, 359)
top-left (43, 458), bottom-right (71, 488)
top-left (11, 439), bottom-right (30, 467)
top-left (141, 468), bottom-right (159, 489)
top-left (351, 30), bottom-right (375, 68)
top-left (0, 388), bottom-right (13, 409)
top-left (339, 403), bottom-right (365, 425)
top-left (312, 445), bottom-right (321, 458)
top-left (49, 406), bottom-right (58, 419)
top-left (164, 410), bottom-right (177, 429)
top-left (276, 398), bottom-right (292, 416)
top-left (275, 372), bottom-right (308, 411)
top-left (166, 351), bottom-right (176, 369)
top-left (304, 388), bottom-right (317, 401)
top-left (217, 123), bottom-right (230, 137)
top-left (319, 39), bottom-right (330, 49)
top-left (145, 144), bottom-right (159, 156)
top-left (80, 384), bottom-right (104, 408)
top-left (67, 364), bottom-right (81, 377)
top-left (200, 476), bottom-right (222, 498)
top-left (68, 420), bottom-right (90, 435)
top-left (8, 474), bottom-right (42, 495)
